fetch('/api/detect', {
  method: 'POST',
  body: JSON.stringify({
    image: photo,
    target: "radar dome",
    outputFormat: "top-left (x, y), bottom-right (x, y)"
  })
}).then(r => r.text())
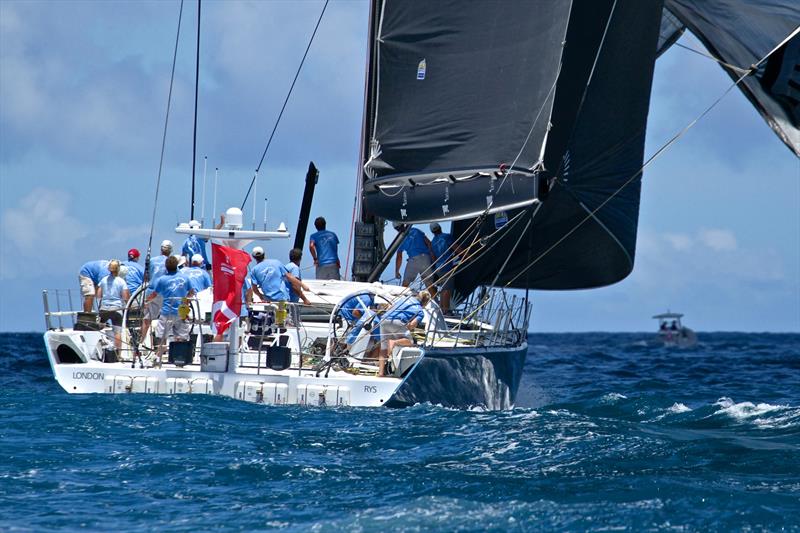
top-left (225, 207), bottom-right (243, 229)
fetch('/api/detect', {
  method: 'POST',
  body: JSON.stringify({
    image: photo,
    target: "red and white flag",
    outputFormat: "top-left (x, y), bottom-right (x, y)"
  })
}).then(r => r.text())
top-left (211, 243), bottom-right (251, 336)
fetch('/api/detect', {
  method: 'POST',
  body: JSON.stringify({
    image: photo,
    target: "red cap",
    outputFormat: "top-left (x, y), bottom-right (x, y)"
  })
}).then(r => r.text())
top-left (127, 248), bottom-right (141, 259)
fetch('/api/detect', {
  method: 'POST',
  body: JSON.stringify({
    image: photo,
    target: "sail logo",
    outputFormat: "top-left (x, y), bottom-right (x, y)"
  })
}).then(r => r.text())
top-left (417, 59), bottom-right (426, 80)
top-left (494, 211), bottom-right (509, 229)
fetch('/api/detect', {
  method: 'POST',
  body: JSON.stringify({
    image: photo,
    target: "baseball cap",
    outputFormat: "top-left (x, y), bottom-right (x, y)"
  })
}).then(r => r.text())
top-left (429, 222), bottom-right (441, 232)
top-left (127, 248), bottom-right (140, 259)
top-left (161, 239), bottom-right (173, 249)
top-left (191, 253), bottom-right (204, 265)
top-left (177, 256), bottom-right (187, 268)
top-left (252, 246), bottom-right (264, 258)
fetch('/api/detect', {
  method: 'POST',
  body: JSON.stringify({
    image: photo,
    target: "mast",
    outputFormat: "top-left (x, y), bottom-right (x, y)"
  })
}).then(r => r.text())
top-left (190, 0), bottom-right (202, 220)
top-left (353, 0), bottom-right (384, 282)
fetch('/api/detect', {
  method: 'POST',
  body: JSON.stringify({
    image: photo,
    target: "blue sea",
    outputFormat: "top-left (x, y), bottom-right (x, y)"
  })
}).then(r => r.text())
top-left (1, 332), bottom-right (798, 532)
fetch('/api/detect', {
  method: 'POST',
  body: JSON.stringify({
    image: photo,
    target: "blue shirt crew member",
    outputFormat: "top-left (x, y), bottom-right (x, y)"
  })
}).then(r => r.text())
top-left (123, 248), bottom-right (144, 294)
top-left (429, 222), bottom-right (457, 313)
top-left (339, 292), bottom-right (375, 323)
top-left (182, 232), bottom-right (210, 269)
top-left (250, 258), bottom-right (290, 301)
top-left (141, 240), bottom-right (175, 344)
top-left (394, 225), bottom-right (434, 288)
top-left (146, 256), bottom-right (195, 363)
top-left (96, 260), bottom-right (130, 351)
top-left (309, 216), bottom-right (341, 280)
top-left (284, 248), bottom-right (311, 324)
top-left (180, 254), bottom-right (212, 293)
top-left (376, 291), bottom-right (431, 377)
top-left (78, 259), bottom-right (110, 312)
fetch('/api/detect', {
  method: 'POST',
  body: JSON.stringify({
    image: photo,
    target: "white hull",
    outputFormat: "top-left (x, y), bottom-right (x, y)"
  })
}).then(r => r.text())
top-left (45, 330), bottom-right (403, 407)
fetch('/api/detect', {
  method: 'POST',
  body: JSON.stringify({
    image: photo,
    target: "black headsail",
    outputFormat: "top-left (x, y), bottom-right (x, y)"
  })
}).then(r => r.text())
top-left (452, 0), bottom-right (665, 296)
top-left (361, 0), bottom-right (572, 223)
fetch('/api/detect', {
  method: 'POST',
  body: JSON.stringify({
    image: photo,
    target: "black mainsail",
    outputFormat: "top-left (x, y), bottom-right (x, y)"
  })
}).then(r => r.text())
top-left (361, 0), bottom-right (571, 223)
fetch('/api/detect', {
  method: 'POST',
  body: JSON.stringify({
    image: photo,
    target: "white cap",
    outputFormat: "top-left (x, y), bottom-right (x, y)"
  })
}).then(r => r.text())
top-left (430, 222), bottom-right (441, 232)
top-left (161, 239), bottom-right (173, 249)
top-left (189, 220), bottom-right (201, 229)
top-left (177, 256), bottom-right (187, 267)
top-left (191, 253), bottom-right (204, 265)
top-left (252, 246), bottom-right (264, 257)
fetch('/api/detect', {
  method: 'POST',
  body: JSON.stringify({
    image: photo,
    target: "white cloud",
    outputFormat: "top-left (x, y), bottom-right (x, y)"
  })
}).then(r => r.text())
top-left (698, 228), bottom-right (737, 252)
top-left (663, 232), bottom-right (693, 251)
top-left (0, 188), bottom-right (86, 280)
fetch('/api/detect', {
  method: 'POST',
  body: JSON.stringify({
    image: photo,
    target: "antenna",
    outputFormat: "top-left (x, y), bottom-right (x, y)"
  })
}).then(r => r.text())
top-left (212, 167), bottom-right (219, 226)
top-left (201, 155), bottom-right (207, 226)
top-left (263, 197), bottom-right (268, 230)
top-left (252, 169), bottom-right (258, 229)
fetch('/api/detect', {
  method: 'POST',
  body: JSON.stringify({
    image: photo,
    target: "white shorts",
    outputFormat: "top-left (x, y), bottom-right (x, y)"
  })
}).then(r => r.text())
top-left (144, 294), bottom-right (163, 320)
top-left (379, 319), bottom-right (412, 350)
top-left (79, 275), bottom-right (95, 297)
top-left (155, 315), bottom-right (191, 340)
top-left (403, 254), bottom-right (432, 286)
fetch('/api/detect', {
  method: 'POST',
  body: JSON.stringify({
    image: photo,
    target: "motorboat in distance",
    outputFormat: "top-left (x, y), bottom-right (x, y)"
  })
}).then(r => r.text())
top-left (653, 312), bottom-right (697, 348)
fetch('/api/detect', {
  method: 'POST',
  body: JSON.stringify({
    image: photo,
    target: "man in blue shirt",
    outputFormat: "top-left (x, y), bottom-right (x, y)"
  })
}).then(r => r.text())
top-left (78, 259), bottom-right (110, 312)
top-left (309, 216), bottom-right (341, 280)
top-left (429, 222), bottom-right (459, 313)
top-left (145, 255), bottom-right (195, 365)
top-left (394, 224), bottom-right (434, 289)
top-left (181, 225), bottom-right (210, 270)
top-left (141, 240), bottom-right (174, 344)
top-left (284, 248), bottom-right (311, 324)
top-left (250, 251), bottom-right (306, 304)
top-left (376, 291), bottom-right (431, 377)
top-left (339, 292), bottom-right (375, 324)
top-left (122, 248), bottom-right (145, 295)
top-left (180, 254), bottom-right (213, 293)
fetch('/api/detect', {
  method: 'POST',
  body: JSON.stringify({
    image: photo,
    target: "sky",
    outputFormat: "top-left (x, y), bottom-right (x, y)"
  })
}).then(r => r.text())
top-left (0, 0), bottom-right (798, 333)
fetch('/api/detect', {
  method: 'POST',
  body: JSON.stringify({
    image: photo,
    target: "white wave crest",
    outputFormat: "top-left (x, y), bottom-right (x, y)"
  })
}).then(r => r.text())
top-left (601, 392), bottom-right (628, 403)
top-left (712, 397), bottom-right (796, 428)
top-left (668, 402), bottom-right (692, 413)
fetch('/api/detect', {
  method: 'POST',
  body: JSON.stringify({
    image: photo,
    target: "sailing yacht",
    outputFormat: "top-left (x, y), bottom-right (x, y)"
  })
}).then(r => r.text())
top-left (42, 0), bottom-right (799, 409)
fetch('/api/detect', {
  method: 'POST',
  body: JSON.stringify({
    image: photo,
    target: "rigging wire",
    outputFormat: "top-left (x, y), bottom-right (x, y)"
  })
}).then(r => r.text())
top-left (673, 42), bottom-right (751, 74)
top-left (146, 0), bottom-right (184, 269)
top-left (500, 26), bottom-right (799, 290)
top-left (240, 0), bottom-right (330, 209)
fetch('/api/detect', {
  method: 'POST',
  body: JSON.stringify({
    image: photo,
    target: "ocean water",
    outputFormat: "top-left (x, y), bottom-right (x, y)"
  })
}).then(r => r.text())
top-left (1, 332), bottom-right (798, 532)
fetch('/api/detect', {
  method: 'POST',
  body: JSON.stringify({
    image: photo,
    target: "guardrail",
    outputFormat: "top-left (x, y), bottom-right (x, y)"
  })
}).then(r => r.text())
top-left (42, 289), bottom-right (80, 331)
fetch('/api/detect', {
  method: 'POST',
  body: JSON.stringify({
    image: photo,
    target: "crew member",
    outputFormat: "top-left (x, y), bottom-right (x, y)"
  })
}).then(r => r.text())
top-left (145, 255), bottom-right (195, 365)
top-left (394, 224), bottom-right (434, 289)
top-left (249, 251), bottom-right (305, 303)
top-left (309, 216), bottom-right (341, 280)
top-left (429, 222), bottom-right (458, 313)
top-left (284, 248), bottom-right (312, 323)
top-left (96, 259), bottom-right (130, 351)
top-left (141, 240), bottom-right (174, 343)
top-left (181, 221), bottom-right (210, 269)
top-left (122, 248), bottom-right (145, 295)
top-left (78, 259), bottom-right (110, 312)
top-left (180, 254), bottom-right (212, 293)
top-left (376, 291), bottom-right (430, 377)
top-left (338, 292), bottom-right (375, 324)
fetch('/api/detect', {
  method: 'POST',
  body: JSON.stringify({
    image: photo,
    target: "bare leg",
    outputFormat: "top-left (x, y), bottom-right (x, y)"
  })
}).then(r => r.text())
top-left (440, 289), bottom-right (451, 314)
top-left (83, 296), bottom-right (94, 313)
